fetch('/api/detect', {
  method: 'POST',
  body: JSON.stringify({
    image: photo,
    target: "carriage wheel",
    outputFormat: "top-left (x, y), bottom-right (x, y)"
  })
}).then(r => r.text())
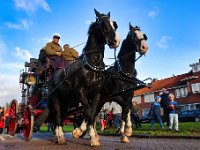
top-left (8, 99), bottom-right (19, 136)
top-left (23, 105), bottom-right (34, 141)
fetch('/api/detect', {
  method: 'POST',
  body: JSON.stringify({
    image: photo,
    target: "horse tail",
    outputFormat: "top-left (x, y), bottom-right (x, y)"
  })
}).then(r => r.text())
top-left (34, 106), bottom-right (49, 126)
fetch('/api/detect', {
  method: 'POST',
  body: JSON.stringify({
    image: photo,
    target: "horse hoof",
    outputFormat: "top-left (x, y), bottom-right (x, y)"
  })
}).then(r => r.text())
top-left (91, 139), bottom-right (100, 147)
top-left (58, 138), bottom-right (66, 145)
top-left (95, 133), bottom-right (100, 141)
top-left (72, 128), bottom-right (80, 139)
top-left (125, 128), bottom-right (132, 137)
top-left (121, 136), bottom-right (129, 143)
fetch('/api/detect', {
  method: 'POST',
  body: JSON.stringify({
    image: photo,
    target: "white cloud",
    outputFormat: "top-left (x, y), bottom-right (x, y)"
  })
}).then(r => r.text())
top-left (0, 73), bottom-right (21, 106)
top-left (5, 19), bottom-right (32, 30)
top-left (13, 47), bottom-right (32, 61)
top-left (157, 35), bottom-right (173, 49)
top-left (0, 37), bottom-right (7, 62)
top-left (148, 7), bottom-right (159, 18)
top-left (13, 0), bottom-right (51, 13)
top-left (85, 20), bottom-right (93, 25)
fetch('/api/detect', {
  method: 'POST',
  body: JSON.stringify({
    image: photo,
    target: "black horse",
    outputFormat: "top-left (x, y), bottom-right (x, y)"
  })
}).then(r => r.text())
top-left (95, 23), bottom-right (148, 143)
top-left (40, 9), bottom-right (120, 146)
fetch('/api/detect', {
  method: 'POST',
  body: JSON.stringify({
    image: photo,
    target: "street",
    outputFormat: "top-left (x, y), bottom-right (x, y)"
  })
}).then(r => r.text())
top-left (0, 132), bottom-right (200, 150)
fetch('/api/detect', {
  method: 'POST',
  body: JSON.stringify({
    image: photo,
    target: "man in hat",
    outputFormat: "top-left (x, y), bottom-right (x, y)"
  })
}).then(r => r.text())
top-left (44, 34), bottom-right (63, 56)
top-left (62, 44), bottom-right (79, 64)
top-left (43, 34), bottom-right (66, 73)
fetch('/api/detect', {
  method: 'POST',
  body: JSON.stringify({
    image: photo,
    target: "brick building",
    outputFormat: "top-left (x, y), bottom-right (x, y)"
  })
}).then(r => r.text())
top-left (132, 59), bottom-right (200, 116)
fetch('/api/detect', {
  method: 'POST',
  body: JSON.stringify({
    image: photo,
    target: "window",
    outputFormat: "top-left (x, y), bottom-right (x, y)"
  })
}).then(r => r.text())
top-left (144, 94), bottom-right (154, 103)
top-left (192, 64), bottom-right (200, 72)
top-left (191, 83), bottom-right (200, 93)
top-left (132, 96), bottom-right (141, 104)
top-left (175, 87), bottom-right (188, 98)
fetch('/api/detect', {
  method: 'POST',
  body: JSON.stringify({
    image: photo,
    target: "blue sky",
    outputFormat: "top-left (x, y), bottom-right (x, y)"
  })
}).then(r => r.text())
top-left (0, 0), bottom-right (200, 105)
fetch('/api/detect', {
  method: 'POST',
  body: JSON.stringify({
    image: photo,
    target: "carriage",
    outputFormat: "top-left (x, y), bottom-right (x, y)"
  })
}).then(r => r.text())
top-left (7, 9), bottom-right (150, 146)
top-left (8, 57), bottom-right (85, 140)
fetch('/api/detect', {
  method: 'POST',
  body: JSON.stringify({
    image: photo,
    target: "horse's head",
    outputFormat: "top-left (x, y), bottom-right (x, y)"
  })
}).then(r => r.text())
top-left (128, 23), bottom-right (148, 55)
top-left (94, 9), bottom-right (120, 48)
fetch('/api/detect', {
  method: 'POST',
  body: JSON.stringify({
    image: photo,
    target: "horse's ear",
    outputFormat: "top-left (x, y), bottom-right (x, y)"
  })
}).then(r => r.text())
top-left (107, 12), bottom-right (110, 18)
top-left (129, 22), bottom-right (134, 30)
top-left (94, 8), bottom-right (101, 18)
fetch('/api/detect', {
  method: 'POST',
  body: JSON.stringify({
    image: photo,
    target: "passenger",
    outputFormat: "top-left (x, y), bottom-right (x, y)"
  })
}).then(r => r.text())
top-left (148, 96), bottom-right (164, 129)
top-left (62, 44), bottom-right (79, 64)
top-left (44, 34), bottom-right (66, 72)
top-left (44, 34), bottom-right (62, 57)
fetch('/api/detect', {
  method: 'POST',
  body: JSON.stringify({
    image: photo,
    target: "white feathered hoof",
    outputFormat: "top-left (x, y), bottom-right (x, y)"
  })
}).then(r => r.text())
top-left (91, 138), bottom-right (100, 147)
top-left (125, 127), bottom-right (132, 137)
top-left (121, 136), bottom-right (129, 143)
top-left (58, 136), bottom-right (66, 145)
top-left (72, 128), bottom-right (81, 139)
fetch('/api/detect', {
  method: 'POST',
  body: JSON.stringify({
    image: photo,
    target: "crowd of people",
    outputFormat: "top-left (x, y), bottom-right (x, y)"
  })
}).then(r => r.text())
top-left (98, 88), bottom-right (180, 132)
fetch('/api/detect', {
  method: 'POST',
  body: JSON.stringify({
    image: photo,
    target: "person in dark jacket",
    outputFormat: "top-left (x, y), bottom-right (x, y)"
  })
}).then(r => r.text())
top-left (149, 96), bottom-right (164, 129)
top-left (131, 101), bottom-right (142, 128)
top-left (160, 88), bottom-right (170, 127)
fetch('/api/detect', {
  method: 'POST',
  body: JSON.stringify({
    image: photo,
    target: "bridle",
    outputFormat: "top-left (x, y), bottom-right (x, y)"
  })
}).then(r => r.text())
top-left (82, 16), bottom-right (118, 72)
top-left (96, 16), bottom-right (117, 46)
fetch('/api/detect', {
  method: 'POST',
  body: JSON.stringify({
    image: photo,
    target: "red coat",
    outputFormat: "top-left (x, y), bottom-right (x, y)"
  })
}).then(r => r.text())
top-left (0, 112), bottom-right (4, 128)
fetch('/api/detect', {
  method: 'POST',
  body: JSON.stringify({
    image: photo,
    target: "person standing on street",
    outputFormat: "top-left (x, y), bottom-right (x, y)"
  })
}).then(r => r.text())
top-left (160, 88), bottom-right (170, 127)
top-left (148, 96), bottom-right (164, 129)
top-left (168, 93), bottom-right (179, 132)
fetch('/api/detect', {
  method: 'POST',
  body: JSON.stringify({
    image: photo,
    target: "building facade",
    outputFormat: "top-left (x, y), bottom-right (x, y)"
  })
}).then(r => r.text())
top-left (132, 59), bottom-right (200, 116)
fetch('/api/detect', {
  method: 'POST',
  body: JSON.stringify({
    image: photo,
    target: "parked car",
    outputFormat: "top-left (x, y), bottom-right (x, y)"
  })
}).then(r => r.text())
top-left (178, 109), bottom-right (200, 122)
top-left (140, 114), bottom-right (150, 123)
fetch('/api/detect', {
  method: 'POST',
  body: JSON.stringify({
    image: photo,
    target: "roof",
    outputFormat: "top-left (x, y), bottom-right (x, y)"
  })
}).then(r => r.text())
top-left (134, 71), bottom-right (200, 96)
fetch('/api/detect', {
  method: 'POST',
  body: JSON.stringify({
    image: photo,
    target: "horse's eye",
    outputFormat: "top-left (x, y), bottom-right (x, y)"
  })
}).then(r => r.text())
top-left (143, 34), bottom-right (148, 40)
top-left (113, 21), bottom-right (118, 29)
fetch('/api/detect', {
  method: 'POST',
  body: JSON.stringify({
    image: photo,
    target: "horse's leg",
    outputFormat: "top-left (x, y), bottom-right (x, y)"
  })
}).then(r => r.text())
top-left (120, 107), bottom-right (130, 143)
top-left (73, 89), bottom-right (91, 138)
top-left (124, 110), bottom-right (133, 137)
top-left (51, 95), bottom-right (65, 144)
top-left (116, 98), bottom-right (130, 143)
top-left (72, 119), bottom-right (87, 138)
top-left (89, 93), bottom-right (101, 146)
top-left (89, 125), bottom-right (100, 146)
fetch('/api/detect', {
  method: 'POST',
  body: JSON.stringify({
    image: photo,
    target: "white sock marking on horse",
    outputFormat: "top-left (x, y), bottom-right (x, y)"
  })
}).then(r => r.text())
top-left (120, 121), bottom-right (125, 133)
top-left (55, 126), bottom-right (64, 138)
top-left (0, 136), bottom-right (5, 141)
top-left (89, 126), bottom-right (95, 138)
top-left (127, 111), bottom-right (132, 127)
top-left (80, 120), bottom-right (87, 132)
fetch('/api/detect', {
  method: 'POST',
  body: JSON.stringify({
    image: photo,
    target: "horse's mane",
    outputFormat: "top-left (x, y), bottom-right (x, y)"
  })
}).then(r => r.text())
top-left (117, 39), bottom-right (128, 58)
top-left (87, 22), bottom-right (97, 35)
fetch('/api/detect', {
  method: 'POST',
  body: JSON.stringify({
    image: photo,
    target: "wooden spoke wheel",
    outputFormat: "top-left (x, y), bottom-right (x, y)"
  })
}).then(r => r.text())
top-left (8, 99), bottom-right (19, 136)
top-left (23, 105), bottom-right (34, 141)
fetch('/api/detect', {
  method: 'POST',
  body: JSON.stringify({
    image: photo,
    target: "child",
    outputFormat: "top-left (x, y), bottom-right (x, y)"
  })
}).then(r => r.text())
top-left (168, 93), bottom-right (179, 131)
top-left (99, 107), bottom-right (106, 131)
top-left (149, 96), bottom-right (164, 129)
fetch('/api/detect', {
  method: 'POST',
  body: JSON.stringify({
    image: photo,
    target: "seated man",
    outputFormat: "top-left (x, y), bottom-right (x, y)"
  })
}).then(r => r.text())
top-left (62, 44), bottom-right (79, 64)
top-left (38, 34), bottom-right (67, 81)
top-left (44, 34), bottom-right (66, 70)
